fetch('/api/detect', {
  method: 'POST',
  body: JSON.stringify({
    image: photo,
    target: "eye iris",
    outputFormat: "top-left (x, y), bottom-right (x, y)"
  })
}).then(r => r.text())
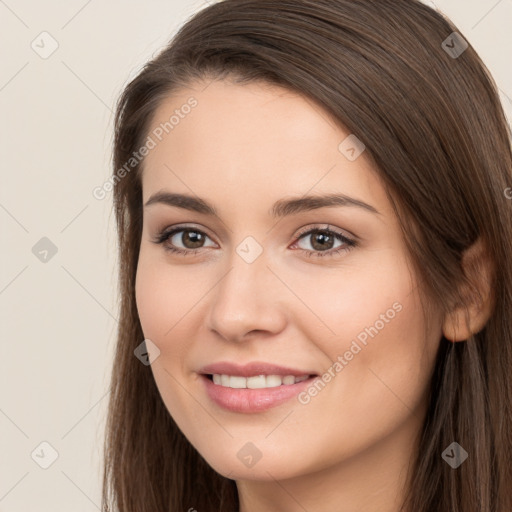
top-left (182, 230), bottom-right (204, 249)
top-left (311, 231), bottom-right (334, 251)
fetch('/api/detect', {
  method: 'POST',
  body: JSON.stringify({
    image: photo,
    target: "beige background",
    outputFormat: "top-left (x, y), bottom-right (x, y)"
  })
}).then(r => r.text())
top-left (1, 0), bottom-right (511, 510)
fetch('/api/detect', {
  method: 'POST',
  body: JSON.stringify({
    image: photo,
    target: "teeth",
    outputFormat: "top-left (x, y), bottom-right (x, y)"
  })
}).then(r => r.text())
top-left (210, 374), bottom-right (311, 389)
top-left (247, 375), bottom-right (266, 389)
top-left (229, 376), bottom-right (246, 388)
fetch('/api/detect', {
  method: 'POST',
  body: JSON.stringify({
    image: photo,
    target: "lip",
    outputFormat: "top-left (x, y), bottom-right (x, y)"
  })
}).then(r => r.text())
top-left (200, 374), bottom-right (318, 413)
top-left (198, 361), bottom-right (316, 378)
top-left (197, 361), bottom-right (318, 413)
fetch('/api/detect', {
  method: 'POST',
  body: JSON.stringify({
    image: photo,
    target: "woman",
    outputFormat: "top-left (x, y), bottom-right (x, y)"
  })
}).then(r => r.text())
top-left (103, 1), bottom-right (512, 510)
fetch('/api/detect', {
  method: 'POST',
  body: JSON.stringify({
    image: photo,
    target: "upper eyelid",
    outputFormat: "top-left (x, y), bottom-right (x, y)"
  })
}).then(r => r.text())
top-left (294, 224), bottom-right (356, 241)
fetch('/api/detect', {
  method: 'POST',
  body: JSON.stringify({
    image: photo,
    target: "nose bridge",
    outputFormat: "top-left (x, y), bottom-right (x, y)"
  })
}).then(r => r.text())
top-left (206, 246), bottom-right (286, 341)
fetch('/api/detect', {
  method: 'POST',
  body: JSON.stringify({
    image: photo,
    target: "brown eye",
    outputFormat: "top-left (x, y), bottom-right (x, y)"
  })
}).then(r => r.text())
top-left (291, 226), bottom-right (357, 259)
top-left (153, 226), bottom-right (217, 255)
top-left (296, 229), bottom-right (349, 252)
top-left (172, 230), bottom-right (207, 249)
top-left (306, 230), bottom-right (337, 251)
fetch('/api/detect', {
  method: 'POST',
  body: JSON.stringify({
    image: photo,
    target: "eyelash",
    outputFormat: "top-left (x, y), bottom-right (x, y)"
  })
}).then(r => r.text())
top-left (151, 224), bottom-right (358, 259)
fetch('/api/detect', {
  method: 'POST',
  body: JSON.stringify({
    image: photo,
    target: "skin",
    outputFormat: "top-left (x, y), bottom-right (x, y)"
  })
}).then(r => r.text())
top-left (134, 79), bottom-right (448, 512)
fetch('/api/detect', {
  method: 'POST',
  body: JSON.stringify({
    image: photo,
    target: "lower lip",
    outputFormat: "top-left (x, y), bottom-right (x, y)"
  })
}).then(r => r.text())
top-left (200, 374), bottom-right (318, 413)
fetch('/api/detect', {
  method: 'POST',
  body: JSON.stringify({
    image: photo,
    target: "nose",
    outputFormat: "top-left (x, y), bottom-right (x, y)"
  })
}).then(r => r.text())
top-left (205, 252), bottom-right (288, 343)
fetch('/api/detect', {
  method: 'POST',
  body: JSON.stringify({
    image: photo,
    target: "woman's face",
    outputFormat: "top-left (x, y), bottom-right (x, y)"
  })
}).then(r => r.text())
top-left (135, 79), bottom-right (443, 481)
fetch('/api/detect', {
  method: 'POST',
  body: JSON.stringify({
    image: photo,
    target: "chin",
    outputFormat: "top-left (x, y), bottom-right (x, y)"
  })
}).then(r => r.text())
top-left (198, 444), bottom-right (309, 482)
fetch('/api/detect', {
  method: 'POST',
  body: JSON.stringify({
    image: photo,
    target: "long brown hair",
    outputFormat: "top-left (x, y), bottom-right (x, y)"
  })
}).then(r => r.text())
top-left (103, 1), bottom-right (512, 510)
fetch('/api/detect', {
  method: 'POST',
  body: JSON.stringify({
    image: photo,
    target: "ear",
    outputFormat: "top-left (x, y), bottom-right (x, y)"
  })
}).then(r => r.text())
top-left (442, 237), bottom-right (494, 342)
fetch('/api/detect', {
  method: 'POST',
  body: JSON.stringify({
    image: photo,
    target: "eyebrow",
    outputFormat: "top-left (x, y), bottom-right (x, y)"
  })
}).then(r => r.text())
top-left (143, 191), bottom-right (380, 217)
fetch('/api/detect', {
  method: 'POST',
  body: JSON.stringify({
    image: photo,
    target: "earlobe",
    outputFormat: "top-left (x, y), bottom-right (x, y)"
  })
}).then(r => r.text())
top-left (442, 237), bottom-right (494, 342)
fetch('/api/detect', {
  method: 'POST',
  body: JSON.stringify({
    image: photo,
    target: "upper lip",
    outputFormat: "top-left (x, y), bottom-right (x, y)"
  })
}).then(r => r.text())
top-left (199, 361), bottom-right (317, 377)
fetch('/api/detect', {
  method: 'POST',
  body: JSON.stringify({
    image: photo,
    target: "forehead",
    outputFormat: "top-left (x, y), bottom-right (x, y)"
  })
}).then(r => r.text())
top-left (140, 79), bottom-right (385, 215)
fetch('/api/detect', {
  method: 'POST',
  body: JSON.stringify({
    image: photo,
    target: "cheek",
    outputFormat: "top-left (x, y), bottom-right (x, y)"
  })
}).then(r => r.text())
top-left (135, 250), bottom-right (201, 341)
top-left (134, 251), bottom-right (209, 389)
top-left (281, 251), bottom-right (416, 347)
top-left (282, 275), bottom-right (439, 473)
top-left (134, 257), bottom-right (204, 429)
top-left (290, 252), bottom-right (438, 413)
top-left (135, 259), bottom-right (167, 340)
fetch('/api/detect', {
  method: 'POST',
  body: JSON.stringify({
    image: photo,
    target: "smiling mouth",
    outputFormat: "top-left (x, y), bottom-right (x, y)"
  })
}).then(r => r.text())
top-left (200, 372), bottom-right (319, 413)
top-left (204, 373), bottom-right (316, 389)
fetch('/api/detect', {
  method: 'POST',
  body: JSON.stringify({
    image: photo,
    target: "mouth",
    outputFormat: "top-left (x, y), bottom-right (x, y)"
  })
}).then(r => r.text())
top-left (199, 372), bottom-right (319, 413)
top-left (204, 373), bottom-right (314, 389)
